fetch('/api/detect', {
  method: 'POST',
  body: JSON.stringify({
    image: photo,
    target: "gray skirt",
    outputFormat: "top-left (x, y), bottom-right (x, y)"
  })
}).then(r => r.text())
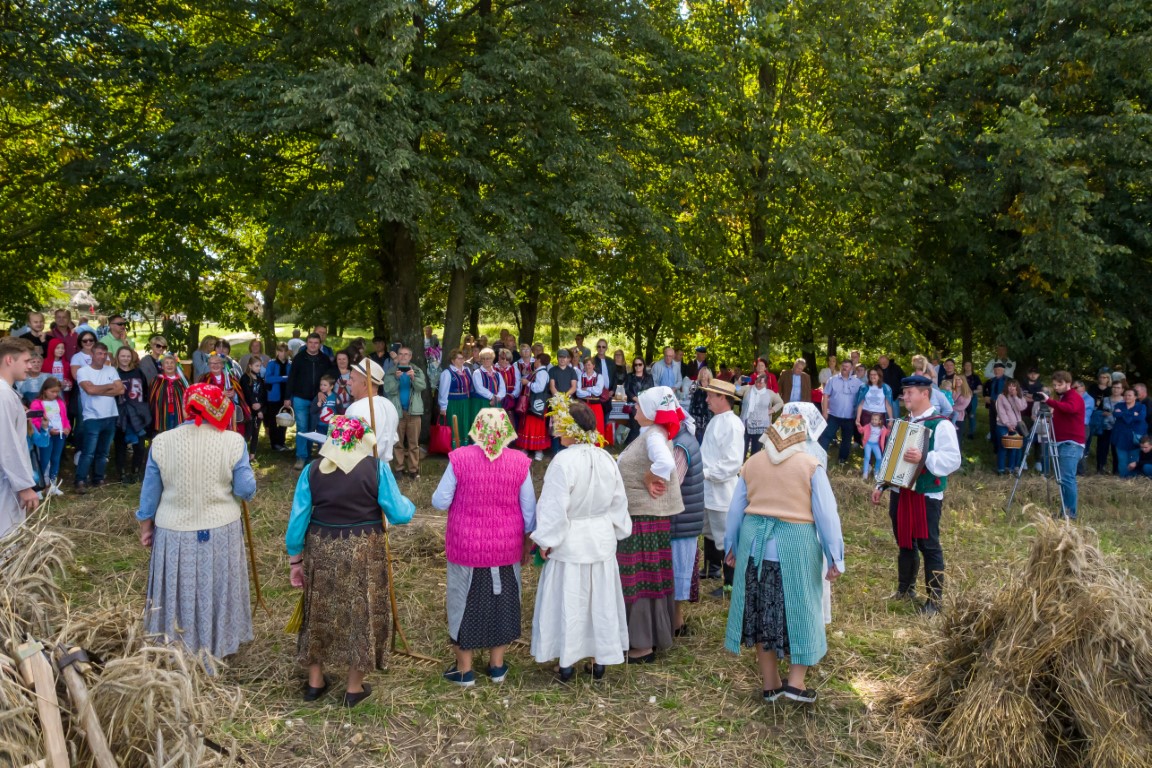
top-left (144, 519), bottom-right (254, 668)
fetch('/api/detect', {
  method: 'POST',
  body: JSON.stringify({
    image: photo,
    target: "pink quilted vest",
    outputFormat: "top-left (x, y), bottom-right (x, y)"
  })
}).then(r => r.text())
top-left (444, 446), bottom-right (532, 567)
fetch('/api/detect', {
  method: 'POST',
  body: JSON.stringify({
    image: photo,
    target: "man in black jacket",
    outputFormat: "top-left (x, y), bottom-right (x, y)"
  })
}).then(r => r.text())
top-left (878, 354), bottom-right (906, 411)
top-left (287, 333), bottom-right (334, 469)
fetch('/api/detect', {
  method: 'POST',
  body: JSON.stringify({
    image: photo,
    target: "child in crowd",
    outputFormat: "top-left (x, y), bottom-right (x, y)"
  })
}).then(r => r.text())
top-left (18, 350), bottom-right (49, 405)
top-left (313, 375), bottom-right (338, 436)
top-left (43, 339), bottom-right (72, 405)
top-left (239, 356), bottom-right (266, 461)
top-left (1130, 435), bottom-right (1152, 478)
top-left (860, 411), bottom-right (889, 480)
top-left (940, 377), bottom-right (955, 407)
top-left (30, 377), bottom-right (69, 496)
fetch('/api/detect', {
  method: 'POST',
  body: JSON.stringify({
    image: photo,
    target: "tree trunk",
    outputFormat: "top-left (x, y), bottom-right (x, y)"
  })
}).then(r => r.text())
top-left (644, 320), bottom-right (662, 364)
top-left (517, 270), bottom-right (540, 345)
top-left (752, 308), bottom-right (771, 361)
top-left (187, 321), bottom-right (201, 359)
top-left (376, 219), bottom-right (425, 371)
top-left (801, 323), bottom-right (817, 375)
top-left (633, 322), bottom-right (643, 361)
top-left (550, 296), bottom-right (561, 355)
top-left (443, 263), bottom-right (471, 352)
top-left (373, 298), bottom-right (390, 344)
top-left (468, 301), bottom-right (480, 341)
top-left (261, 277), bottom-right (279, 350)
top-left (961, 319), bottom-right (973, 366)
top-left (827, 334), bottom-right (837, 359)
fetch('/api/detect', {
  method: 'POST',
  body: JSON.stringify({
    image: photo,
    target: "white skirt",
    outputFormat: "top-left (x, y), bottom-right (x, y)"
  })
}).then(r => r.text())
top-left (531, 558), bottom-right (629, 668)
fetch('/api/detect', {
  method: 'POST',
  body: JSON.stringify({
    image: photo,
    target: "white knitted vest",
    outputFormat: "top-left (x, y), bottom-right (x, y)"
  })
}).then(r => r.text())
top-left (152, 425), bottom-right (246, 531)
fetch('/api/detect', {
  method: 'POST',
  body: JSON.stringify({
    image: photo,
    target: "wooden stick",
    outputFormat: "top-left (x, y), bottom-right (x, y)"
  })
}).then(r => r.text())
top-left (54, 646), bottom-right (116, 768)
top-left (15, 641), bottom-right (68, 768)
top-left (240, 500), bottom-right (270, 617)
top-left (452, 414), bottom-right (460, 450)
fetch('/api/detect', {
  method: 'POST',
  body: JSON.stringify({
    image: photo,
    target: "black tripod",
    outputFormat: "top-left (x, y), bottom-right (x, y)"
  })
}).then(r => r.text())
top-left (1004, 404), bottom-right (1069, 520)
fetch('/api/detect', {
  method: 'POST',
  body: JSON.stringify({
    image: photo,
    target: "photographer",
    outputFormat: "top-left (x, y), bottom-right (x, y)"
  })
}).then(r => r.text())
top-left (1034, 371), bottom-right (1085, 519)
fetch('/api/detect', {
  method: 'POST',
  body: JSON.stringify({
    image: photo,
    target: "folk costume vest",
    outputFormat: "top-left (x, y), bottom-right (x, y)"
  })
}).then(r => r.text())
top-left (740, 451), bottom-right (819, 525)
top-left (444, 445), bottom-right (532, 568)
top-left (473, 368), bottom-right (501, 402)
top-left (896, 414), bottom-right (948, 548)
top-left (151, 425), bottom-right (247, 531)
top-left (669, 429), bottom-right (705, 539)
top-left (618, 428), bottom-right (684, 518)
top-left (446, 367), bottom-right (472, 401)
top-left (307, 458), bottom-right (383, 539)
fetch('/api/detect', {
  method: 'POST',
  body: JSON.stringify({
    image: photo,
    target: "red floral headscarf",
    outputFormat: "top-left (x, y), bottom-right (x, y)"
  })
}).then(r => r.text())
top-left (183, 383), bottom-right (234, 431)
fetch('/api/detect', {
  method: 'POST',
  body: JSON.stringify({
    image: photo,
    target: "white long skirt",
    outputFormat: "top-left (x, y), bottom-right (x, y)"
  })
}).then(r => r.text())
top-left (531, 557), bottom-right (629, 668)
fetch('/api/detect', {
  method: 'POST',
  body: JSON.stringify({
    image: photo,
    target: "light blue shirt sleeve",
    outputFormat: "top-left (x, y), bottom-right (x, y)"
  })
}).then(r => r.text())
top-left (135, 454), bottom-right (163, 521)
top-left (723, 477), bottom-right (748, 556)
top-left (811, 466), bottom-right (845, 572)
top-left (431, 464), bottom-right (457, 510)
top-left (232, 453), bottom-right (256, 501)
top-left (378, 460), bottom-right (416, 525)
top-left (519, 474), bottom-right (537, 533)
top-left (285, 468), bottom-right (314, 557)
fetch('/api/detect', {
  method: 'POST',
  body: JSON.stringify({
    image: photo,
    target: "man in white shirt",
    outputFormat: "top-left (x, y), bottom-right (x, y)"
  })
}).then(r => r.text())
top-left (870, 375), bottom-right (961, 617)
top-left (1, 336), bottom-right (38, 535)
top-left (75, 342), bottom-right (125, 493)
top-left (983, 343), bottom-right (1017, 379)
top-left (286, 329), bottom-right (305, 355)
top-left (346, 358), bottom-right (400, 465)
top-left (698, 379), bottom-right (746, 598)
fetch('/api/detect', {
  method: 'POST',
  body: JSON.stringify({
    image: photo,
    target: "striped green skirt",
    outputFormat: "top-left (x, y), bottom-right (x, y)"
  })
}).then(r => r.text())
top-left (723, 516), bottom-right (827, 666)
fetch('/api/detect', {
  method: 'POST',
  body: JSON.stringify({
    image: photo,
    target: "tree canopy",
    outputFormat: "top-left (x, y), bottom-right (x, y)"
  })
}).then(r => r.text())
top-left (3, 0), bottom-right (1149, 371)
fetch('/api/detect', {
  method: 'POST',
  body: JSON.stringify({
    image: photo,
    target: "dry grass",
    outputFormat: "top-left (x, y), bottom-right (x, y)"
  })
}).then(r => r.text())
top-left (7, 432), bottom-right (1152, 767)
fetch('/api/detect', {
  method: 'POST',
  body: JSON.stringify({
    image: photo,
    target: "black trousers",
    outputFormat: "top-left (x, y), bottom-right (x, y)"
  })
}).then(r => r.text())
top-left (888, 493), bottom-right (945, 602)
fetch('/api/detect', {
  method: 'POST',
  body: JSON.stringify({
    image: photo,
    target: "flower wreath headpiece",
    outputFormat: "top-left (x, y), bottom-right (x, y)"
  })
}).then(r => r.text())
top-left (546, 392), bottom-right (603, 447)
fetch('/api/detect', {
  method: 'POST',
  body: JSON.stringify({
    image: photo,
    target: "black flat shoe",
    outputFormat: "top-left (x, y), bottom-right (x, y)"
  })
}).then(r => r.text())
top-left (583, 663), bottom-right (606, 681)
top-left (626, 652), bottom-right (655, 665)
top-left (555, 666), bottom-right (576, 684)
top-left (303, 677), bottom-right (330, 702)
top-left (673, 622), bottom-right (691, 638)
top-left (342, 683), bottom-right (372, 708)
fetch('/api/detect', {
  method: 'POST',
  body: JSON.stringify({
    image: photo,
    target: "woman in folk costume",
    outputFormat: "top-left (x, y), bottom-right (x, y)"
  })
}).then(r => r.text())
top-left (285, 415), bottom-right (415, 707)
top-left (438, 349), bottom-right (475, 447)
top-left (148, 354), bottom-right (187, 433)
top-left (723, 411), bottom-right (845, 705)
top-left (531, 399), bottom-right (631, 682)
top-left (199, 351), bottom-right (251, 436)
top-left (135, 384), bottom-right (256, 671)
top-left (615, 386), bottom-right (685, 663)
top-left (432, 409), bottom-right (536, 687)
top-left (518, 352), bottom-right (552, 460)
top-left (471, 348), bottom-right (506, 427)
top-left (577, 357), bottom-right (607, 442)
top-left (495, 348), bottom-right (522, 423)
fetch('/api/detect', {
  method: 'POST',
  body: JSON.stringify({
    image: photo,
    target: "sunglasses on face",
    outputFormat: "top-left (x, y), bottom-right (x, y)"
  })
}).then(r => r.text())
top-left (597, 345), bottom-right (607, 349)
top-left (81, 338), bottom-right (95, 344)
top-left (153, 343), bottom-right (167, 350)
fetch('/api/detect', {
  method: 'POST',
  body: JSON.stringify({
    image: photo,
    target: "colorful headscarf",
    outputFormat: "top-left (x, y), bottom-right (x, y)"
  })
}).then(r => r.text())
top-left (762, 412), bottom-right (809, 464)
top-left (547, 393), bottom-right (601, 446)
top-left (468, 408), bottom-right (519, 460)
top-left (637, 386), bottom-right (686, 438)
top-left (183, 383), bottom-right (234, 431)
top-left (318, 415), bottom-right (377, 474)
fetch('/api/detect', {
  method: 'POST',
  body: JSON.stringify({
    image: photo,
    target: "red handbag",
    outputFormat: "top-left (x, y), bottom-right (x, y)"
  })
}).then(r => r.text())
top-left (428, 412), bottom-right (454, 455)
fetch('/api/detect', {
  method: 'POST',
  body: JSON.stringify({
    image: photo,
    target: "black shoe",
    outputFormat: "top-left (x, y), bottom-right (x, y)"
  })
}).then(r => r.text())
top-left (782, 684), bottom-right (818, 704)
top-left (886, 589), bottom-right (916, 601)
top-left (75, 481), bottom-right (88, 495)
top-left (625, 651), bottom-right (656, 665)
top-left (342, 683), bottom-right (372, 708)
top-left (918, 601), bottom-right (940, 618)
top-left (582, 663), bottom-right (606, 681)
top-left (555, 666), bottom-right (576, 683)
top-left (763, 686), bottom-right (786, 703)
top-left (703, 565), bottom-right (722, 580)
top-left (91, 479), bottom-right (105, 489)
top-left (303, 677), bottom-right (331, 702)
top-left (673, 622), bottom-right (691, 638)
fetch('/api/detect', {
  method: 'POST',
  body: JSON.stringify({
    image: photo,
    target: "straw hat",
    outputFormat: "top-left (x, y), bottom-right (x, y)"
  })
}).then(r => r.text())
top-left (352, 358), bottom-right (386, 386)
top-left (699, 378), bottom-right (739, 400)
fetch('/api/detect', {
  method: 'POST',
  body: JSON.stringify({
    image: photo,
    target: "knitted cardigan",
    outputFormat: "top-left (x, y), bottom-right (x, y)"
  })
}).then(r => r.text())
top-left (444, 445), bottom-right (532, 567)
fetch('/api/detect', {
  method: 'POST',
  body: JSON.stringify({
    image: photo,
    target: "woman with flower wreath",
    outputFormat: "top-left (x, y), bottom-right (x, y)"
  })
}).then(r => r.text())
top-left (285, 415), bottom-right (416, 707)
top-left (531, 398), bottom-right (631, 682)
top-left (431, 408), bottom-right (536, 687)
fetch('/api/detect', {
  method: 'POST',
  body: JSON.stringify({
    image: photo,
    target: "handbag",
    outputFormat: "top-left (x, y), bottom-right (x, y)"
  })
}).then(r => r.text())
top-left (428, 412), bottom-right (454, 455)
top-left (529, 389), bottom-right (548, 417)
top-left (515, 388), bottom-right (530, 415)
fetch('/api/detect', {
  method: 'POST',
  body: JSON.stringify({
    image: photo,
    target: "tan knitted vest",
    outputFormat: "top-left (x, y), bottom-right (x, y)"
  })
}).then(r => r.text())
top-left (740, 450), bottom-right (818, 524)
top-left (152, 425), bottom-right (247, 531)
top-left (618, 428), bottom-right (683, 518)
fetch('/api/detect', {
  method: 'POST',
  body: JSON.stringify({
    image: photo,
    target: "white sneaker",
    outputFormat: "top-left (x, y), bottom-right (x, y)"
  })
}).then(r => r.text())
top-left (1034, 462), bottom-right (1043, 472)
top-left (534, 451), bottom-right (543, 461)
top-left (74, 451), bottom-right (83, 466)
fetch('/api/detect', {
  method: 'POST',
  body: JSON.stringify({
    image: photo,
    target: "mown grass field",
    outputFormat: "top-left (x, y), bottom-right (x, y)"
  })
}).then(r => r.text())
top-left (48, 427), bottom-right (1152, 767)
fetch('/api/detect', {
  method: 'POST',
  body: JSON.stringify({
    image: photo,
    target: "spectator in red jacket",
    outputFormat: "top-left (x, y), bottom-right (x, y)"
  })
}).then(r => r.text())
top-left (1036, 371), bottom-right (1085, 519)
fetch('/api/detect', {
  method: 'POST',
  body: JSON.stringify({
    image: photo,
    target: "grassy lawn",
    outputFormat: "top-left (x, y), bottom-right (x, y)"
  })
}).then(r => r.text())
top-left (44, 422), bottom-right (1152, 767)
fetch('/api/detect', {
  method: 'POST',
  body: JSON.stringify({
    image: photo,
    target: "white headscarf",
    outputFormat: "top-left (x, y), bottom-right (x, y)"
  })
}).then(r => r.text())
top-left (637, 386), bottom-right (687, 437)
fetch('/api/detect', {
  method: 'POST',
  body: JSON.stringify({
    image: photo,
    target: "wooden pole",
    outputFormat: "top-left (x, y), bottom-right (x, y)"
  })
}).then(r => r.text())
top-left (15, 641), bottom-right (68, 768)
top-left (241, 500), bottom-right (270, 617)
top-left (54, 647), bottom-right (116, 768)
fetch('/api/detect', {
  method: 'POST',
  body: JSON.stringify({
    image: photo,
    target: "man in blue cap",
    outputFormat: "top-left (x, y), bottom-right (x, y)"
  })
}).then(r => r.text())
top-left (870, 374), bottom-right (961, 617)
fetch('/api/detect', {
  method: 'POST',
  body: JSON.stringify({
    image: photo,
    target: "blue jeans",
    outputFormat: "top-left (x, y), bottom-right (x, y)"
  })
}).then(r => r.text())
top-left (995, 425), bottom-right (1020, 473)
top-left (1115, 446), bottom-right (1139, 478)
top-left (863, 442), bottom-right (883, 477)
top-left (965, 405), bottom-right (977, 438)
top-left (77, 416), bottom-right (116, 484)
top-left (38, 434), bottom-right (66, 481)
top-left (745, 428), bottom-right (763, 458)
top-left (1141, 463), bottom-right (1152, 477)
top-left (292, 396), bottom-right (316, 459)
top-left (1056, 442), bottom-right (1083, 519)
top-left (819, 415), bottom-right (856, 464)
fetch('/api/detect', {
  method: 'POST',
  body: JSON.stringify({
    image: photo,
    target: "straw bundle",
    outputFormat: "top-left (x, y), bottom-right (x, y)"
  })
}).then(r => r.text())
top-left (1, 509), bottom-right (242, 767)
top-left (884, 515), bottom-right (1152, 768)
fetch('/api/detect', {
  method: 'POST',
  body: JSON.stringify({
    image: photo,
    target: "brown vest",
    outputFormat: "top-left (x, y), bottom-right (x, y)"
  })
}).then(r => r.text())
top-left (618, 428), bottom-right (683, 518)
top-left (740, 451), bottom-right (818, 524)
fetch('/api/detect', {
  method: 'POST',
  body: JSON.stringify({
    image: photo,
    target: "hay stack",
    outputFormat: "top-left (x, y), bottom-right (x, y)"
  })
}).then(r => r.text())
top-left (1, 508), bottom-right (242, 767)
top-left (884, 515), bottom-right (1152, 768)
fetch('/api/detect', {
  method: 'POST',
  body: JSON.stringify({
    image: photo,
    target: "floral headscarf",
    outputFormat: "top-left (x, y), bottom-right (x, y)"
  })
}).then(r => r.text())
top-left (637, 386), bottom-right (686, 438)
top-left (468, 408), bottom-right (519, 460)
top-left (183, 383), bottom-right (234, 431)
top-left (318, 415), bottom-right (377, 474)
top-left (546, 393), bottom-right (601, 446)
